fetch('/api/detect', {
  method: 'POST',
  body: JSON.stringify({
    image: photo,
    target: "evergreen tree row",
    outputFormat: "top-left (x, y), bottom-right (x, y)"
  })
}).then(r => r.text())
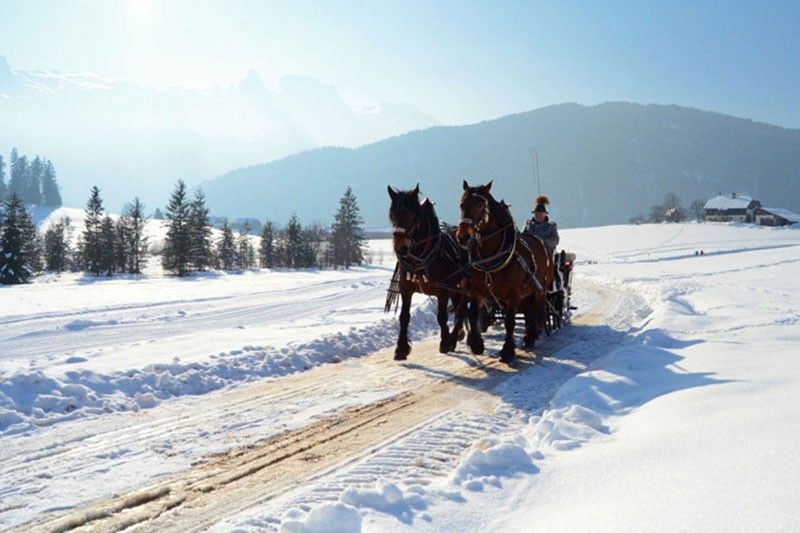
top-left (159, 180), bottom-right (365, 275)
top-left (0, 178), bottom-right (366, 284)
top-left (0, 148), bottom-right (63, 207)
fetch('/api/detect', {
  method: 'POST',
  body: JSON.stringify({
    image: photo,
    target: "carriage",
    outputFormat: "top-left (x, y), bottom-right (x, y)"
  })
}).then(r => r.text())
top-left (480, 249), bottom-right (576, 334)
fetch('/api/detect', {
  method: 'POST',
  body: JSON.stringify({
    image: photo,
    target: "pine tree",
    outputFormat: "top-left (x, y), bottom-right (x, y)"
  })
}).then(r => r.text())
top-left (283, 214), bottom-right (303, 268)
top-left (258, 220), bottom-right (275, 268)
top-left (0, 194), bottom-right (32, 284)
top-left (216, 219), bottom-right (237, 270)
top-left (114, 218), bottom-right (128, 272)
top-left (330, 186), bottom-right (366, 268)
top-left (99, 215), bottom-right (117, 276)
top-left (0, 154), bottom-right (6, 200)
top-left (237, 222), bottom-right (255, 269)
top-left (83, 186), bottom-right (104, 275)
top-left (188, 189), bottom-right (212, 271)
top-left (152, 207), bottom-right (165, 220)
top-left (27, 156), bottom-right (44, 205)
top-left (9, 150), bottom-right (27, 201)
top-left (298, 223), bottom-right (322, 268)
top-left (41, 160), bottom-right (62, 207)
top-left (120, 197), bottom-right (148, 274)
top-left (162, 180), bottom-right (192, 276)
top-left (72, 234), bottom-right (85, 272)
top-left (19, 208), bottom-right (42, 273)
top-left (44, 216), bottom-right (71, 272)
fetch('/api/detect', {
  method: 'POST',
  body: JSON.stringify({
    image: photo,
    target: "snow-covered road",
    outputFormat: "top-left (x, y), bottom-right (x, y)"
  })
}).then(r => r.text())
top-left (5, 278), bottom-right (626, 531)
top-left (0, 261), bottom-right (445, 436)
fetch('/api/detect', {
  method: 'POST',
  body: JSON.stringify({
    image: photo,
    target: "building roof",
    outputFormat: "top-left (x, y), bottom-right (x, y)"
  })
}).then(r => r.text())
top-left (703, 194), bottom-right (755, 211)
top-left (760, 207), bottom-right (800, 223)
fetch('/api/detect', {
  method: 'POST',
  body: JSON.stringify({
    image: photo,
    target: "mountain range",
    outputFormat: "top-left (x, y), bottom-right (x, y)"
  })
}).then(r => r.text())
top-left (201, 102), bottom-right (800, 228)
top-left (0, 55), bottom-right (437, 211)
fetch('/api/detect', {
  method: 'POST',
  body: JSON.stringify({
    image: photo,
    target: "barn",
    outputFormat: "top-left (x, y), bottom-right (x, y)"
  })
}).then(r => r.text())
top-left (754, 207), bottom-right (800, 226)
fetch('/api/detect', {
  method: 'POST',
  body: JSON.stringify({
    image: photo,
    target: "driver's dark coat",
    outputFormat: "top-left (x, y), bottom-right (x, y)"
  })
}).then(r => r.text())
top-left (524, 216), bottom-right (559, 253)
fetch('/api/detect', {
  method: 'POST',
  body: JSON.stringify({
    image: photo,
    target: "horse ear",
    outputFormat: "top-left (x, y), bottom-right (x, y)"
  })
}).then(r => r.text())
top-left (484, 180), bottom-right (493, 193)
top-left (462, 180), bottom-right (469, 191)
top-left (387, 185), bottom-right (397, 200)
top-left (413, 183), bottom-right (420, 197)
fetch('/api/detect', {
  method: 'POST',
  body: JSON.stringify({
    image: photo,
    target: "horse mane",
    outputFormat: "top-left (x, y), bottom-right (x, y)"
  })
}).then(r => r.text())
top-left (420, 198), bottom-right (440, 229)
top-left (490, 196), bottom-right (515, 227)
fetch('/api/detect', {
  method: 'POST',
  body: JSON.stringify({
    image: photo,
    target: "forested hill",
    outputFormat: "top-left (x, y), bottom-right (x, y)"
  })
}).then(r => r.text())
top-left (202, 102), bottom-right (800, 228)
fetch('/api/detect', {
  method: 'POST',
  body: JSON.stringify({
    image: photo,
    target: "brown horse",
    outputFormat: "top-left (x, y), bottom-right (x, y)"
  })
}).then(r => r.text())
top-left (455, 180), bottom-right (549, 363)
top-left (388, 185), bottom-right (469, 360)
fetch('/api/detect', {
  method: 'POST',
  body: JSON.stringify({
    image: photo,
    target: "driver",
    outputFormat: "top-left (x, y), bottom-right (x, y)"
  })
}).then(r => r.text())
top-left (524, 195), bottom-right (559, 256)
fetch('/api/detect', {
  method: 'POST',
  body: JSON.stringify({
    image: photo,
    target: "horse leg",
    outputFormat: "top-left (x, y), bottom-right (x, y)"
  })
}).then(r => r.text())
top-left (437, 292), bottom-right (451, 354)
top-left (467, 297), bottom-right (485, 355)
top-left (447, 293), bottom-right (467, 352)
top-left (538, 293), bottom-right (554, 337)
top-left (522, 295), bottom-right (536, 350)
top-left (499, 299), bottom-right (517, 363)
top-left (394, 288), bottom-right (413, 360)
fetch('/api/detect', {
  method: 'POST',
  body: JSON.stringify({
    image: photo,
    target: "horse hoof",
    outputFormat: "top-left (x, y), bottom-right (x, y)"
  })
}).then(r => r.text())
top-left (442, 336), bottom-right (458, 353)
top-left (501, 354), bottom-right (516, 366)
top-left (523, 336), bottom-right (535, 351)
top-left (394, 344), bottom-right (410, 360)
top-left (468, 336), bottom-right (485, 355)
top-left (499, 345), bottom-right (516, 361)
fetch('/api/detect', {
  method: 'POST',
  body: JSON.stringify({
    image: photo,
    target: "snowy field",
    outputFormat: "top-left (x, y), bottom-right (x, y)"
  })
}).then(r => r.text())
top-left (0, 229), bottom-right (404, 435)
top-left (2, 221), bottom-right (800, 531)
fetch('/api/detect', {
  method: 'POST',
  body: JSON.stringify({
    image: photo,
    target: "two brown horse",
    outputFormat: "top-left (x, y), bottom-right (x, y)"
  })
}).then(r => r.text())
top-left (456, 180), bottom-right (552, 364)
top-left (388, 185), bottom-right (469, 360)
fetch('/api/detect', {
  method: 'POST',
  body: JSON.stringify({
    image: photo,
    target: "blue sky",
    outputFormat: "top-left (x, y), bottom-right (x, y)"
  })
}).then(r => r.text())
top-left (1, 0), bottom-right (798, 127)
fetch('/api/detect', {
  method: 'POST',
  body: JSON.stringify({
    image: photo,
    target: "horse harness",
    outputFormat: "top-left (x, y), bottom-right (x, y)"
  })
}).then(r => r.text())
top-left (461, 193), bottom-right (543, 301)
top-left (391, 210), bottom-right (466, 289)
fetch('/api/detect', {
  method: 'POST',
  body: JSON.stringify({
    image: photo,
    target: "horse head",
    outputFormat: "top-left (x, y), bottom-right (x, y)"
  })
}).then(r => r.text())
top-left (387, 183), bottom-right (422, 258)
top-left (456, 179), bottom-right (493, 247)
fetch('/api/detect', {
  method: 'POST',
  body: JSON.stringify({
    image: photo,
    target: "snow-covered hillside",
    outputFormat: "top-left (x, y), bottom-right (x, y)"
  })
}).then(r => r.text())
top-left (33, 205), bottom-right (171, 251)
top-left (2, 222), bottom-right (799, 531)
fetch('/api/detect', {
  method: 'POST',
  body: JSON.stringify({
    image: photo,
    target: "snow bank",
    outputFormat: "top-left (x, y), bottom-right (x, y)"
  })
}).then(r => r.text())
top-left (340, 482), bottom-right (428, 524)
top-left (0, 300), bottom-right (438, 435)
top-left (279, 502), bottom-right (362, 533)
top-left (448, 437), bottom-right (537, 491)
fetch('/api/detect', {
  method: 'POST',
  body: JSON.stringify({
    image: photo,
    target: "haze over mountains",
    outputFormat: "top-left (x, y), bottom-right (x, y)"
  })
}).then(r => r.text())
top-left (0, 55), bottom-right (437, 211)
top-left (202, 102), bottom-right (800, 228)
top-left (4, 52), bottom-right (798, 229)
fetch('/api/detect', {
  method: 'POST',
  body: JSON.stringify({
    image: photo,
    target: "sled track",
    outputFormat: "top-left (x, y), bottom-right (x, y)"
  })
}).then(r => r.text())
top-left (16, 282), bottom-right (631, 532)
